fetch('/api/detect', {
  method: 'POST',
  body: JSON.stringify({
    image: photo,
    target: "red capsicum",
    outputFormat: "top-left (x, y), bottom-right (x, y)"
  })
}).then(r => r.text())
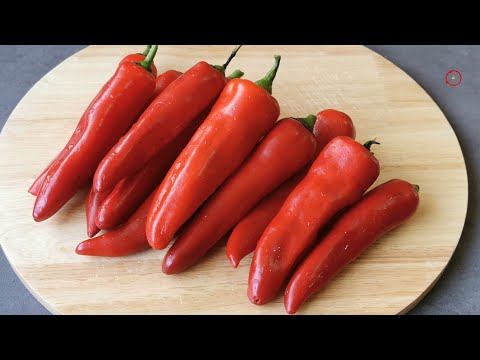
top-left (93, 46), bottom-right (243, 193)
top-left (226, 109), bottom-right (356, 267)
top-left (28, 46), bottom-right (158, 197)
top-left (146, 56), bottom-right (282, 250)
top-left (95, 107), bottom-right (210, 230)
top-left (33, 46), bottom-right (159, 222)
top-left (94, 70), bottom-right (244, 231)
top-left (76, 189), bottom-right (158, 257)
top-left (162, 115), bottom-right (317, 274)
top-left (284, 179), bottom-right (420, 314)
top-left (248, 136), bottom-right (380, 305)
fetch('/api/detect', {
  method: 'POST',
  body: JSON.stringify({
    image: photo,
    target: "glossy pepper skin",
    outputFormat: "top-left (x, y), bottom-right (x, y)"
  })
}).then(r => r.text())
top-left (93, 62), bottom-right (229, 193)
top-left (94, 72), bottom-right (244, 231)
top-left (33, 49), bottom-right (158, 222)
top-left (86, 187), bottom-right (110, 238)
top-left (226, 172), bottom-right (304, 268)
top-left (162, 116), bottom-right (316, 274)
top-left (146, 56), bottom-right (282, 250)
top-left (76, 189), bottom-right (158, 257)
top-left (248, 136), bottom-right (380, 305)
top-left (95, 107), bottom-right (210, 230)
top-left (226, 109), bottom-right (356, 267)
top-left (153, 70), bottom-right (182, 98)
top-left (284, 179), bottom-right (420, 314)
top-left (313, 109), bottom-right (356, 151)
top-left (27, 46), bottom-right (158, 197)
top-left (34, 50), bottom-right (158, 222)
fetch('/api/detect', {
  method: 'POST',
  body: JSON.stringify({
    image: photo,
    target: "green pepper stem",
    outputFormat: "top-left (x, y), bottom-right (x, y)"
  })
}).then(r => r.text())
top-left (255, 55), bottom-right (281, 94)
top-left (294, 114), bottom-right (316, 133)
top-left (212, 45), bottom-right (243, 74)
top-left (363, 138), bottom-right (380, 152)
top-left (136, 45), bottom-right (158, 73)
top-left (228, 69), bottom-right (244, 79)
top-left (141, 45), bottom-right (151, 56)
top-left (413, 184), bottom-right (420, 193)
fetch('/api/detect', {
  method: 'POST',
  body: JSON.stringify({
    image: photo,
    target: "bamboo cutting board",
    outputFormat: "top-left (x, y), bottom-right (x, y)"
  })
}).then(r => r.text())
top-left (0, 45), bottom-right (468, 314)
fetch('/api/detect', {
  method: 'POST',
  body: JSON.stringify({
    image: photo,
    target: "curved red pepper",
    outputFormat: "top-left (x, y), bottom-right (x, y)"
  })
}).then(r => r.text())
top-left (284, 179), bottom-right (420, 314)
top-left (76, 190), bottom-right (157, 257)
top-left (162, 116), bottom-right (316, 274)
top-left (33, 46), bottom-right (158, 221)
top-left (85, 187), bottom-right (109, 238)
top-left (94, 71), bottom-right (244, 231)
top-left (248, 136), bottom-right (380, 305)
top-left (226, 172), bottom-right (303, 268)
top-left (146, 56), bottom-right (282, 251)
top-left (95, 106), bottom-right (210, 230)
top-left (226, 109), bottom-right (356, 267)
top-left (27, 46), bottom-right (158, 197)
top-left (93, 47), bottom-right (242, 193)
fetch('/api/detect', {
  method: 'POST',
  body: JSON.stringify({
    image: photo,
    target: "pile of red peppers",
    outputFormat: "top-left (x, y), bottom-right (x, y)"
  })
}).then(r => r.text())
top-left (29, 45), bottom-right (420, 314)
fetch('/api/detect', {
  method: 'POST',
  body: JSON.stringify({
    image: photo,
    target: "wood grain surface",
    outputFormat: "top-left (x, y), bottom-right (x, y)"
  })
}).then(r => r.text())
top-left (0, 45), bottom-right (468, 314)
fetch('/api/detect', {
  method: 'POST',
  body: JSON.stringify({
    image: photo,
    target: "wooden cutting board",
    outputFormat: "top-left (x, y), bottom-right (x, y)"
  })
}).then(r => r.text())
top-left (0, 45), bottom-right (468, 314)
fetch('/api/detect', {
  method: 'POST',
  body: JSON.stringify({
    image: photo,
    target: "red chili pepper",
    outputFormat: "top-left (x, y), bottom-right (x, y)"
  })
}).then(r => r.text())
top-left (284, 179), bottom-right (420, 314)
top-left (85, 187), bottom-right (109, 238)
top-left (93, 46), bottom-right (243, 193)
top-left (32, 46), bottom-right (159, 222)
top-left (152, 70), bottom-right (183, 98)
top-left (248, 136), bottom-right (380, 305)
top-left (27, 47), bottom-right (159, 198)
top-left (95, 106), bottom-right (210, 230)
top-left (94, 70), bottom-right (244, 231)
top-left (226, 172), bottom-right (303, 268)
top-left (146, 56), bottom-right (282, 251)
top-left (226, 109), bottom-right (356, 267)
top-left (162, 115), bottom-right (316, 274)
top-left (76, 189), bottom-right (158, 257)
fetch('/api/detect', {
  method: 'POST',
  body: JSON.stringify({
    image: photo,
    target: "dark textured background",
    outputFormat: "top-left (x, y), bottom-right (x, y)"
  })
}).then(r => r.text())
top-left (0, 45), bottom-right (478, 315)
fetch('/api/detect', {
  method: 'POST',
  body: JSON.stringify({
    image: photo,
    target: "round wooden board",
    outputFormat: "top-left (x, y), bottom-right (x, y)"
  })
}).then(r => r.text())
top-left (0, 45), bottom-right (468, 315)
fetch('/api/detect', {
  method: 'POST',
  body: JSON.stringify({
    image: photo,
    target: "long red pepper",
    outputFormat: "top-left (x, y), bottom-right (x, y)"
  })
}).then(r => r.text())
top-left (93, 46), bottom-right (242, 193)
top-left (85, 187), bottom-right (109, 238)
top-left (162, 116), bottom-right (316, 274)
top-left (146, 56), bottom-right (282, 250)
top-left (226, 109), bottom-right (356, 267)
top-left (84, 66), bottom-right (184, 235)
top-left (284, 179), bottom-right (420, 314)
top-left (33, 46), bottom-right (159, 222)
top-left (28, 46), bottom-right (158, 197)
top-left (29, 46), bottom-right (157, 197)
top-left (76, 190), bottom-right (158, 257)
top-left (94, 70), bottom-right (244, 231)
top-left (226, 172), bottom-right (304, 268)
top-left (95, 107), bottom-right (210, 230)
top-left (248, 136), bottom-right (380, 305)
